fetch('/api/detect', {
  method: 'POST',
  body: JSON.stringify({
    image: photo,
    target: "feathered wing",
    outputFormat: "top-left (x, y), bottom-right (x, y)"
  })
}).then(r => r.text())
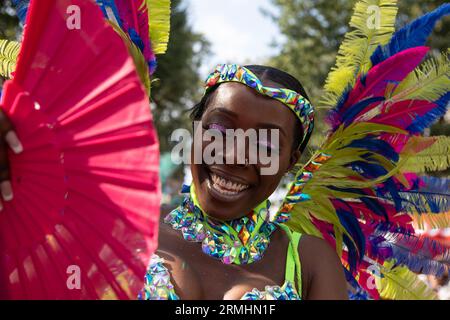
top-left (278, 1), bottom-right (450, 300)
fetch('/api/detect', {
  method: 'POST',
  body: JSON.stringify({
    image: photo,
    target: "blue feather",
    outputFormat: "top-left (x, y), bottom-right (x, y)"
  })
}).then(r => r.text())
top-left (407, 92), bottom-right (450, 134)
top-left (371, 231), bottom-right (450, 276)
top-left (12, 0), bottom-right (30, 25)
top-left (96, 0), bottom-right (123, 28)
top-left (342, 97), bottom-right (386, 126)
top-left (398, 176), bottom-right (450, 214)
top-left (346, 136), bottom-right (399, 162)
top-left (360, 197), bottom-right (389, 221)
top-left (371, 3), bottom-right (450, 66)
top-left (336, 202), bottom-right (366, 268)
top-left (350, 160), bottom-right (388, 179)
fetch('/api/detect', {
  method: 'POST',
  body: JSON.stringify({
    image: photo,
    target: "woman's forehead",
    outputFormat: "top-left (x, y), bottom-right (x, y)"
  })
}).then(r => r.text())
top-left (205, 83), bottom-right (297, 128)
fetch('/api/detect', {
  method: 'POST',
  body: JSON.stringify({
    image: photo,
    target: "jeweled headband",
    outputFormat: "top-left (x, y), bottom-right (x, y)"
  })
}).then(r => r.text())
top-left (204, 64), bottom-right (315, 144)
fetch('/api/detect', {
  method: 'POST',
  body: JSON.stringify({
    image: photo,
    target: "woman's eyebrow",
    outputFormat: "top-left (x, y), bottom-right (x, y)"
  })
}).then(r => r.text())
top-left (207, 107), bottom-right (238, 118)
top-left (207, 107), bottom-right (287, 138)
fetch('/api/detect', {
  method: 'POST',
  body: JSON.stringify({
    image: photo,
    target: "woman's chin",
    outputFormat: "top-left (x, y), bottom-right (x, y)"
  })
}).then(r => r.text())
top-left (196, 182), bottom-right (249, 221)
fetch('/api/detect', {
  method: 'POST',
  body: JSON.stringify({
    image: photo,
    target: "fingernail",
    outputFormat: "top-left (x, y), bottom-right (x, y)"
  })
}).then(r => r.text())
top-left (1, 181), bottom-right (13, 201)
top-left (5, 131), bottom-right (23, 154)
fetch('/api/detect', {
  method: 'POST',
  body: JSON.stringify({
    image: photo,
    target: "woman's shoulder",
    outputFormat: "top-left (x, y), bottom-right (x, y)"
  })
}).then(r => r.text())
top-left (297, 234), bottom-right (348, 299)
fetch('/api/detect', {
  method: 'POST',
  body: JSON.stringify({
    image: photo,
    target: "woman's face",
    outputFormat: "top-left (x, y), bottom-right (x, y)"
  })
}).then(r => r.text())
top-left (190, 82), bottom-right (301, 221)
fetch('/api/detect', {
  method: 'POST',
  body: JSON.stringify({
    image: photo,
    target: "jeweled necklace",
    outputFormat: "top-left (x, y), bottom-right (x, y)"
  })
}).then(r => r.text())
top-left (164, 184), bottom-right (290, 265)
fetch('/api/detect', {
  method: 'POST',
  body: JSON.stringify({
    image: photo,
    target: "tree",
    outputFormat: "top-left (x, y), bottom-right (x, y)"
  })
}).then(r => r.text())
top-left (0, 0), bottom-right (20, 40)
top-left (151, 0), bottom-right (210, 153)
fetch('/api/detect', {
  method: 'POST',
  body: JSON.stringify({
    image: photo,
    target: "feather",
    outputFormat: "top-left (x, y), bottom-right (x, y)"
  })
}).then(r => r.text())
top-left (371, 3), bottom-right (450, 66)
top-left (378, 175), bottom-right (450, 214)
top-left (107, 21), bottom-right (151, 94)
top-left (377, 260), bottom-right (438, 300)
top-left (321, 0), bottom-right (399, 110)
top-left (402, 136), bottom-right (450, 173)
top-left (112, 0), bottom-right (157, 74)
top-left (413, 211), bottom-right (450, 230)
top-left (329, 47), bottom-right (430, 129)
top-left (407, 92), bottom-right (450, 134)
top-left (371, 231), bottom-right (450, 276)
top-left (369, 100), bottom-right (440, 130)
top-left (0, 39), bottom-right (20, 79)
top-left (279, 2), bottom-right (450, 300)
top-left (393, 50), bottom-right (450, 102)
top-left (11, 0), bottom-right (30, 25)
top-left (147, 0), bottom-right (171, 55)
top-left (346, 47), bottom-right (428, 111)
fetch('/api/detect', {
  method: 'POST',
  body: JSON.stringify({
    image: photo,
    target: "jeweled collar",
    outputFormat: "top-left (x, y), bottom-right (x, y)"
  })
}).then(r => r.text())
top-left (164, 184), bottom-right (290, 265)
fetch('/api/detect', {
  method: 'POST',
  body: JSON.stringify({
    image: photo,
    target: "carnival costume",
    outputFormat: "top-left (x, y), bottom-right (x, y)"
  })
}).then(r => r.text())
top-left (1, 0), bottom-right (449, 300)
top-left (142, 1), bottom-right (450, 300)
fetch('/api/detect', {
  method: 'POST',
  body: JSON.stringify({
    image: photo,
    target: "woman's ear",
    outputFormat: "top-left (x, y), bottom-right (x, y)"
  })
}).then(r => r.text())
top-left (287, 149), bottom-right (301, 172)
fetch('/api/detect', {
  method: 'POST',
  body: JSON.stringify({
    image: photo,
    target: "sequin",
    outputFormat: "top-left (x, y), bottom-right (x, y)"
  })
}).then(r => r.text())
top-left (138, 254), bottom-right (179, 300)
top-left (241, 281), bottom-right (301, 300)
top-left (164, 191), bottom-right (284, 265)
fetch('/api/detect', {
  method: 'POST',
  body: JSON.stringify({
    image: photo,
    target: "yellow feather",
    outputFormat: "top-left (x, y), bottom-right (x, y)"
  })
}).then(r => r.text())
top-left (146, 0), bottom-right (171, 55)
top-left (412, 211), bottom-right (450, 230)
top-left (377, 260), bottom-right (437, 300)
top-left (402, 136), bottom-right (450, 173)
top-left (321, 0), bottom-right (398, 110)
top-left (0, 39), bottom-right (20, 79)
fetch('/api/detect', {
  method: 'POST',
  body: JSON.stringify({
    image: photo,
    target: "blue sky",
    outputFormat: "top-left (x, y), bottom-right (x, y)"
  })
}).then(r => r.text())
top-left (185, 0), bottom-right (284, 77)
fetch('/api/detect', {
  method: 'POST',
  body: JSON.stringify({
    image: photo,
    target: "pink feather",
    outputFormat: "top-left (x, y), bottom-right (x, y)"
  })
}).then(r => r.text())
top-left (369, 100), bottom-right (437, 128)
top-left (344, 46), bottom-right (430, 109)
top-left (115, 0), bottom-right (154, 71)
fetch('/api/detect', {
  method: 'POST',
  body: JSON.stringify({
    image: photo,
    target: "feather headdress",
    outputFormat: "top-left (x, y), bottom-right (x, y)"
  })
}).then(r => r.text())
top-left (279, 1), bottom-right (450, 300)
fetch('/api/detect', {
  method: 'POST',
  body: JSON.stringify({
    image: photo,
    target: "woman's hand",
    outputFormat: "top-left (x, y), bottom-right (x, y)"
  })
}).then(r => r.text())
top-left (0, 109), bottom-right (23, 210)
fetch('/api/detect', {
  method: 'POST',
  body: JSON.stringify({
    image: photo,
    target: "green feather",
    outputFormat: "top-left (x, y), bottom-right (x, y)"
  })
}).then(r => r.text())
top-left (392, 49), bottom-right (450, 102)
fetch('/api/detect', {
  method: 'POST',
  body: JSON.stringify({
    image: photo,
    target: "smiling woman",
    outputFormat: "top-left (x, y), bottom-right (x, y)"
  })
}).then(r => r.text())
top-left (142, 1), bottom-right (450, 301)
top-left (143, 64), bottom-right (349, 300)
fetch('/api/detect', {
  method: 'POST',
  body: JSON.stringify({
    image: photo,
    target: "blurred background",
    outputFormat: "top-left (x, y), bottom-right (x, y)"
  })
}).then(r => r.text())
top-left (0, 0), bottom-right (449, 299)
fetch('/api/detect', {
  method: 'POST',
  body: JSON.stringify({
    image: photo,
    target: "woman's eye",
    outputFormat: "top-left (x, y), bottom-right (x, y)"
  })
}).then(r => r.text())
top-left (258, 141), bottom-right (279, 155)
top-left (205, 123), bottom-right (227, 135)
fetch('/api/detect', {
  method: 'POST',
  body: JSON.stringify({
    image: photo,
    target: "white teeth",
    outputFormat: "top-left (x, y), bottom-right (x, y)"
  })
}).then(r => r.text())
top-left (210, 173), bottom-right (249, 194)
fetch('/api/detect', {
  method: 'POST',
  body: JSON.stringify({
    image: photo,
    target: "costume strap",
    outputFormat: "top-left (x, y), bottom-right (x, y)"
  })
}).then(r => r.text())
top-left (279, 224), bottom-right (302, 297)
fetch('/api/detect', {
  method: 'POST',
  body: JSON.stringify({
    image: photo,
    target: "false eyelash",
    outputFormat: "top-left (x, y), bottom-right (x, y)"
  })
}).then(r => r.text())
top-left (258, 140), bottom-right (274, 150)
top-left (208, 123), bottom-right (227, 134)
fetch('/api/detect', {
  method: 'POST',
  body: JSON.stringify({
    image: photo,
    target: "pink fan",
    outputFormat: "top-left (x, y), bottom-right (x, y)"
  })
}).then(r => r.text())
top-left (0, 0), bottom-right (160, 299)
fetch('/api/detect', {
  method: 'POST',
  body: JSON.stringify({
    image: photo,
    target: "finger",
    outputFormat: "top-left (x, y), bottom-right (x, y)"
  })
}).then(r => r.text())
top-left (0, 109), bottom-right (14, 135)
top-left (0, 180), bottom-right (13, 201)
top-left (0, 138), bottom-right (10, 183)
top-left (5, 131), bottom-right (23, 154)
top-left (0, 198), bottom-right (3, 211)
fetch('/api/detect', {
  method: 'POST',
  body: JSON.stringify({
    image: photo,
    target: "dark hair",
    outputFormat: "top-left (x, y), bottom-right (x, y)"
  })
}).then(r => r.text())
top-left (190, 65), bottom-right (313, 153)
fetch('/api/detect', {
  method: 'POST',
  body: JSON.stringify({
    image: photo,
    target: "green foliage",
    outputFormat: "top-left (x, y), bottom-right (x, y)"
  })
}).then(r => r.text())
top-left (0, 0), bottom-right (20, 40)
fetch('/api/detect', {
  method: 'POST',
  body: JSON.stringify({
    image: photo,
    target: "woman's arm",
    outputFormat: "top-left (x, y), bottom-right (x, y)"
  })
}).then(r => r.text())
top-left (299, 235), bottom-right (349, 300)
